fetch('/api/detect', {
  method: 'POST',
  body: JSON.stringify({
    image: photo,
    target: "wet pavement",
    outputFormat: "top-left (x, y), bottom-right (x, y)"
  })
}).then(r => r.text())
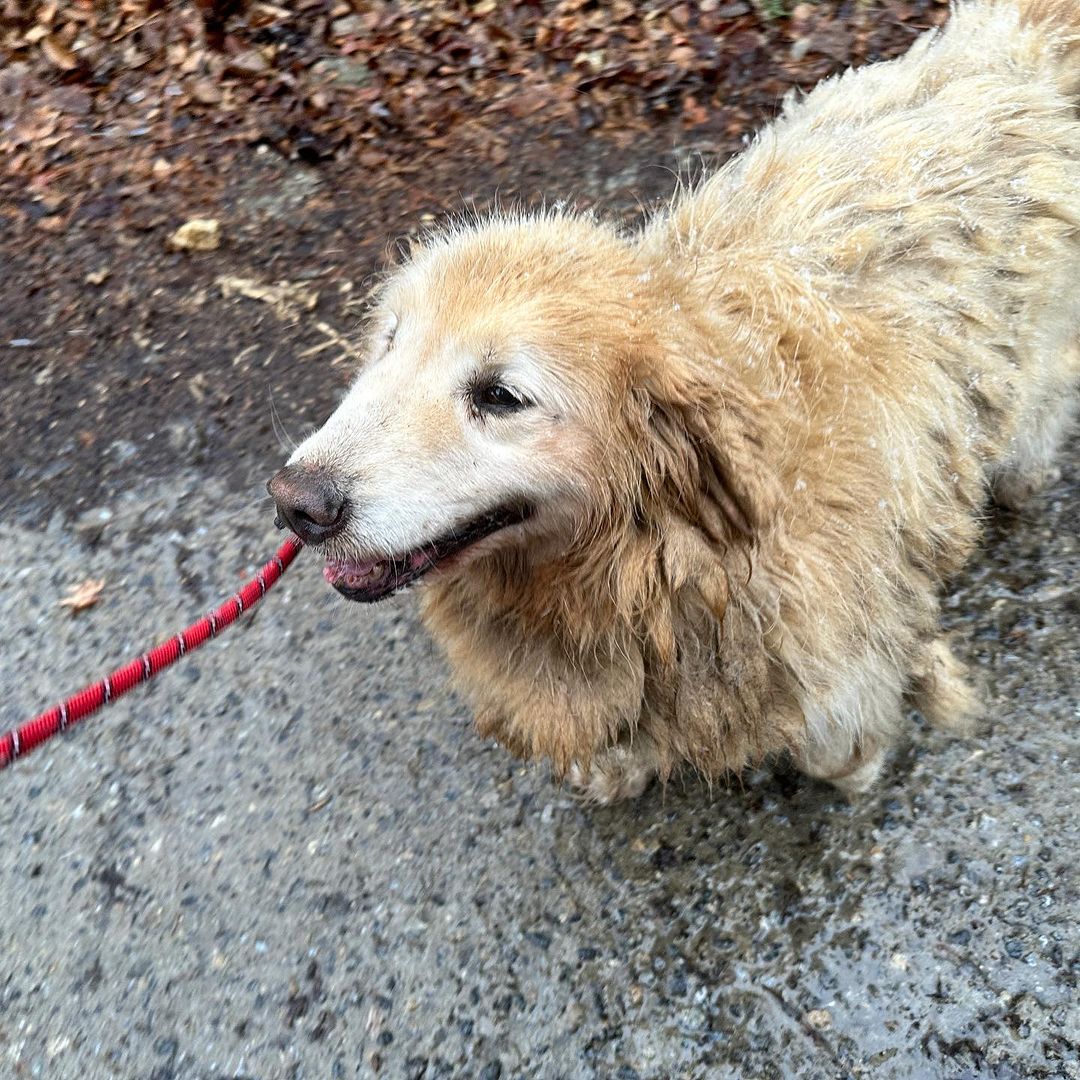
top-left (1, 433), bottom-right (1078, 1078)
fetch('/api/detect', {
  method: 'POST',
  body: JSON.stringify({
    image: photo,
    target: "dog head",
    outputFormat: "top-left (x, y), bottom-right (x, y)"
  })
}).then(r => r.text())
top-left (268, 213), bottom-right (776, 604)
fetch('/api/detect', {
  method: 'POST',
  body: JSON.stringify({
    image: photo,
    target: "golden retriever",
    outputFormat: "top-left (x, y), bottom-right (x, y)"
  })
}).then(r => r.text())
top-left (269, 0), bottom-right (1080, 801)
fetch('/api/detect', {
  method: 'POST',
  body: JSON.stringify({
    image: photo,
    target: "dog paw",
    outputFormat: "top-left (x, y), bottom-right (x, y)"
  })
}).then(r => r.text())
top-left (827, 747), bottom-right (886, 800)
top-left (794, 738), bottom-right (887, 800)
top-left (566, 746), bottom-right (656, 805)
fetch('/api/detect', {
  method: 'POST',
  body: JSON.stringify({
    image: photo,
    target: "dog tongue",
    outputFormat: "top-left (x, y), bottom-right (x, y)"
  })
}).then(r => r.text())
top-left (323, 550), bottom-right (433, 591)
top-left (323, 557), bottom-right (389, 590)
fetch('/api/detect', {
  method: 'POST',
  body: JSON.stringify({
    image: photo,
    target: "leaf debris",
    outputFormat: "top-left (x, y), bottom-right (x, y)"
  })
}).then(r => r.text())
top-left (59, 578), bottom-right (106, 612)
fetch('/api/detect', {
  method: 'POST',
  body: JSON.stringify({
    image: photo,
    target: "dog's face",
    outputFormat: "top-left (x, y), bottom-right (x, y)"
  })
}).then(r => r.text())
top-left (269, 216), bottom-right (646, 601)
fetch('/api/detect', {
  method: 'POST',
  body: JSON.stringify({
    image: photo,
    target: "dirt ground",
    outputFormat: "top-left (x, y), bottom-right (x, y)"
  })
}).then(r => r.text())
top-left (1, 2), bottom-right (1078, 1078)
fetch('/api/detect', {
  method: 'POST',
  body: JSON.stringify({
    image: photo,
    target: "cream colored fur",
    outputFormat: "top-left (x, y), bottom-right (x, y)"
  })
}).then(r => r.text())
top-left (287, 0), bottom-right (1080, 801)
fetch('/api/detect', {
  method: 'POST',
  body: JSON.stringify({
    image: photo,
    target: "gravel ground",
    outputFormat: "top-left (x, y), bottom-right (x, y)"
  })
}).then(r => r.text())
top-left (1, 434), bottom-right (1078, 1079)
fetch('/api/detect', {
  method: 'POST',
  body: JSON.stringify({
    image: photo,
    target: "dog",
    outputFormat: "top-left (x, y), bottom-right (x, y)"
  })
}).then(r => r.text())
top-left (269, 0), bottom-right (1080, 802)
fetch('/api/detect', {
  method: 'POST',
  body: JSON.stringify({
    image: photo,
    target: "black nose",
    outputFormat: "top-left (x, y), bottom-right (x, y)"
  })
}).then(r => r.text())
top-left (267, 464), bottom-right (347, 545)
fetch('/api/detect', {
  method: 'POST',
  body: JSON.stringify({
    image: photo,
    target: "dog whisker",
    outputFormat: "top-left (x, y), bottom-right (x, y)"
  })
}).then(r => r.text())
top-left (266, 384), bottom-right (298, 455)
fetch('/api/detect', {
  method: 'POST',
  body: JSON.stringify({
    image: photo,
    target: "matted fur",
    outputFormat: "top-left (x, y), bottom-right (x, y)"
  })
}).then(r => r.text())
top-left (282, 0), bottom-right (1080, 801)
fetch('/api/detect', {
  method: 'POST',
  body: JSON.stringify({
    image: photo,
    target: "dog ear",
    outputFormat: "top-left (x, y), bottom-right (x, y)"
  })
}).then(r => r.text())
top-left (634, 356), bottom-right (781, 545)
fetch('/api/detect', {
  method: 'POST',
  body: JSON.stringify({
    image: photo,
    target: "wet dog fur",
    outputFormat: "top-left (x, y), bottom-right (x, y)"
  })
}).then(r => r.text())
top-left (278, 0), bottom-right (1080, 801)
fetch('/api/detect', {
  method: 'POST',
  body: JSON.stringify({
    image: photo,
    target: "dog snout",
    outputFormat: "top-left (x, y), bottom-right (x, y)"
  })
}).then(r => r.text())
top-left (267, 464), bottom-right (347, 545)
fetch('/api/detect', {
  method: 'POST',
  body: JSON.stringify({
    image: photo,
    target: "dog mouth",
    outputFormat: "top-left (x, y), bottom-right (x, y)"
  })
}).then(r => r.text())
top-left (323, 503), bottom-right (531, 603)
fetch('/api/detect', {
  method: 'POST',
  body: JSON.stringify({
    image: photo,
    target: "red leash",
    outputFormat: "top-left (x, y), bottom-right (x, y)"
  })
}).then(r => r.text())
top-left (0, 535), bottom-right (303, 772)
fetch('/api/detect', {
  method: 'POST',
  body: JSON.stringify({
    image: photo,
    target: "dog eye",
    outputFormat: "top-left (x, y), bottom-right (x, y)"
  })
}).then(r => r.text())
top-left (470, 380), bottom-right (530, 415)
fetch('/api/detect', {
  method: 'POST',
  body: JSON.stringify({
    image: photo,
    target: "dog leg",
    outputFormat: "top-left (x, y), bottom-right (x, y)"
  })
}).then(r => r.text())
top-left (909, 636), bottom-right (980, 735)
top-left (991, 345), bottom-right (1078, 510)
top-left (992, 464), bottom-right (1063, 512)
top-left (566, 738), bottom-right (661, 805)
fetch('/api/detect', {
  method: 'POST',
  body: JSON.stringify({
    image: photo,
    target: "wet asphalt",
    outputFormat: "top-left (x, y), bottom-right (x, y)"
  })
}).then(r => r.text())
top-left (0, 432), bottom-right (1077, 1079)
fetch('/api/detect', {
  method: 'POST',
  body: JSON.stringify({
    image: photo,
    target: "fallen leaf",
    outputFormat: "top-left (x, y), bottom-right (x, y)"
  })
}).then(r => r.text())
top-left (41, 35), bottom-right (79, 71)
top-left (59, 578), bottom-right (106, 612)
top-left (169, 218), bottom-right (221, 251)
top-left (226, 49), bottom-right (269, 77)
top-left (190, 79), bottom-right (223, 105)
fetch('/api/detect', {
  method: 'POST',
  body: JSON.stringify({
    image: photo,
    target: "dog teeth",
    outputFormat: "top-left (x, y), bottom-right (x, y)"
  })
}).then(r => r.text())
top-left (348, 562), bottom-right (386, 587)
